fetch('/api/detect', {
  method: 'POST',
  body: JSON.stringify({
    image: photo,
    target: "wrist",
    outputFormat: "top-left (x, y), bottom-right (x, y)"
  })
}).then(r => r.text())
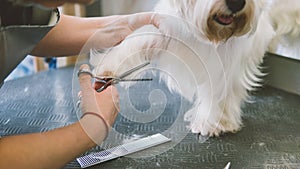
top-left (79, 112), bottom-right (109, 146)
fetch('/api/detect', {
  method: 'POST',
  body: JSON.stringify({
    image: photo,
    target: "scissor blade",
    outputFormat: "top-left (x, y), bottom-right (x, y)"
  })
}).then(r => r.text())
top-left (118, 62), bottom-right (150, 79)
top-left (118, 78), bottom-right (153, 82)
top-left (96, 78), bottom-right (152, 93)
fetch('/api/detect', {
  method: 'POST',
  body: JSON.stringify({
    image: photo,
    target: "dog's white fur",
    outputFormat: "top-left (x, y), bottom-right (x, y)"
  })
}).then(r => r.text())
top-left (90, 0), bottom-right (276, 136)
top-left (269, 0), bottom-right (300, 56)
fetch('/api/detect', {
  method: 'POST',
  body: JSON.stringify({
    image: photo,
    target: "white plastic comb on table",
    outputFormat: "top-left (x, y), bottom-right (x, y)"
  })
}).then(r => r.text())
top-left (76, 133), bottom-right (171, 168)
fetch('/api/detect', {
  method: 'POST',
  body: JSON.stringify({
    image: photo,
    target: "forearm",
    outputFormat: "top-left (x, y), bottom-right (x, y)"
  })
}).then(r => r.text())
top-left (0, 115), bottom-right (107, 169)
top-left (31, 14), bottom-right (102, 57)
top-left (30, 12), bottom-right (158, 57)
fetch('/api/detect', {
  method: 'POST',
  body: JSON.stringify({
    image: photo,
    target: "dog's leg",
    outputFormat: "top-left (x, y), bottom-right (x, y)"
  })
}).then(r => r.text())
top-left (90, 25), bottom-right (165, 78)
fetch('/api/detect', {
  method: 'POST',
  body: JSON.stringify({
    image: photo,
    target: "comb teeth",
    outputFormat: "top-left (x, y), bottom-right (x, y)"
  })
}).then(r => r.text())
top-left (76, 133), bottom-right (171, 168)
top-left (76, 146), bottom-right (128, 167)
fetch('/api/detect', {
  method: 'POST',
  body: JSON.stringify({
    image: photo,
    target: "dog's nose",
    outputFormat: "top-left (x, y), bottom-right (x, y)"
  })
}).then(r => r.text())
top-left (226, 0), bottom-right (246, 13)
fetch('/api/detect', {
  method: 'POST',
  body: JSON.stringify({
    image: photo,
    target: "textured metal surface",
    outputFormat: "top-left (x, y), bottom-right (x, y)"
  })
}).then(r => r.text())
top-left (0, 66), bottom-right (300, 169)
top-left (264, 53), bottom-right (300, 95)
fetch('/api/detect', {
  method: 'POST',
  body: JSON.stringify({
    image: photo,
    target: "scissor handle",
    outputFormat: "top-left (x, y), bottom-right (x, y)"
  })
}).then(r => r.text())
top-left (95, 78), bottom-right (115, 93)
top-left (94, 62), bottom-right (151, 92)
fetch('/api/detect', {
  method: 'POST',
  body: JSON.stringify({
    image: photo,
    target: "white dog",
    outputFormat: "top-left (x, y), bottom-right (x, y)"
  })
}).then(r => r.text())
top-left (90, 0), bottom-right (275, 137)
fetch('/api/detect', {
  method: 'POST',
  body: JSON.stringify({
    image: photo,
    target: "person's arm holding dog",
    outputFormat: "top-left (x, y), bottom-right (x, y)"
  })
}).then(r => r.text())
top-left (31, 12), bottom-right (161, 57)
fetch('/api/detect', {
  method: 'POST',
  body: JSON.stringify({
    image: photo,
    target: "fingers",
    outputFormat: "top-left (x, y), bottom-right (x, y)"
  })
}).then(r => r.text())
top-left (105, 86), bottom-right (120, 117)
top-left (149, 12), bottom-right (162, 28)
top-left (128, 12), bottom-right (162, 31)
top-left (106, 86), bottom-right (120, 111)
top-left (78, 64), bottom-right (94, 94)
top-left (98, 86), bottom-right (120, 126)
top-left (97, 85), bottom-right (120, 111)
top-left (78, 64), bottom-right (99, 113)
top-left (77, 64), bottom-right (119, 120)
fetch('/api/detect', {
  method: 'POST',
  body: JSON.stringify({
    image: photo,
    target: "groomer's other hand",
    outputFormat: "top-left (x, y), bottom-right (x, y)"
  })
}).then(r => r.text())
top-left (31, 12), bottom-right (164, 57)
top-left (78, 64), bottom-right (119, 126)
top-left (90, 12), bottom-right (162, 49)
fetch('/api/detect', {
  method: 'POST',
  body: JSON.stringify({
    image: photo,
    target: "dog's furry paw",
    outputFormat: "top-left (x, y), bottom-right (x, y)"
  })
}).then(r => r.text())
top-left (185, 103), bottom-right (242, 137)
top-left (208, 119), bottom-right (241, 137)
top-left (190, 119), bottom-right (241, 137)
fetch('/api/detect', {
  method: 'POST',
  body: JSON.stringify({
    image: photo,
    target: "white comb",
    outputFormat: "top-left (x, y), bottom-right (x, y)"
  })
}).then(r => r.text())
top-left (76, 133), bottom-right (171, 168)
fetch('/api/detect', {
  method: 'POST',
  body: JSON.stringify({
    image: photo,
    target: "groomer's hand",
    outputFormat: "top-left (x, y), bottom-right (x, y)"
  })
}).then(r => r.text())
top-left (89, 12), bottom-right (162, 49)
top-left (31, 12), bottom-right (164, 57)
top-left (78, 64), bottom-right (119, 126)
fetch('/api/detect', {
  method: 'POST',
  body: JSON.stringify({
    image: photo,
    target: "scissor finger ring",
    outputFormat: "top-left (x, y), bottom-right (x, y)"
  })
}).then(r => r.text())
top-left (77, 69), bottom-right (93, 78)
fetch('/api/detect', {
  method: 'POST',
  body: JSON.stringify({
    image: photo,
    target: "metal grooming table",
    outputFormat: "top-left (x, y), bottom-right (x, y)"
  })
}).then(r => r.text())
top-left (0, 57), bottom-right (299, 169)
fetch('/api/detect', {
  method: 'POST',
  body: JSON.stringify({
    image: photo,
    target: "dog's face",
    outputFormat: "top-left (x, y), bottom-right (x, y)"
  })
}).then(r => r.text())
top-left (172, 0), bottom-right (266, 43)
top-left (206, 0), bottom-right (256, 42)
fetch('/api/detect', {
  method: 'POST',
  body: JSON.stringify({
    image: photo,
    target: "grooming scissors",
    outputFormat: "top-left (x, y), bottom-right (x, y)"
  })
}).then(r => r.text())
top-left (77, 62), bottom-right (152, 93)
